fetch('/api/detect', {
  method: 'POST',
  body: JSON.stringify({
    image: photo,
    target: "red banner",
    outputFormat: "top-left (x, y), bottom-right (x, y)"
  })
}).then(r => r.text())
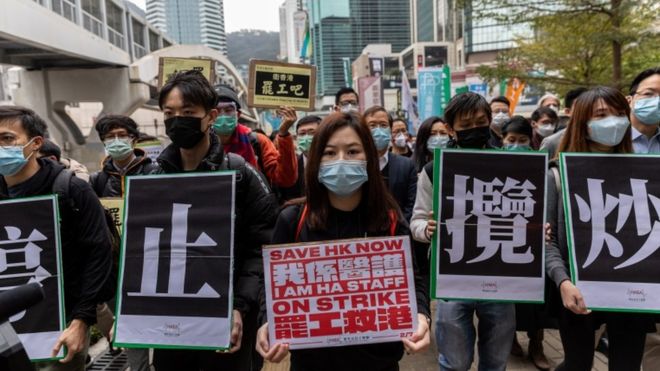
top-left (263, 236), bottom-right (417, 349)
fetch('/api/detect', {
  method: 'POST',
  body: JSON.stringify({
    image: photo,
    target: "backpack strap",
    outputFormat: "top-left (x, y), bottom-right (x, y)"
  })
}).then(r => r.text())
top-left (52, 170), bottom-right (77, 211)
top-left (90, 171), bottom-right (109, 197)
top-left (295, 204), bottom-right (309, 242)
top-left (550, 166), bottom-right (561, 194)
top-left (388, 209), bottom-right (398, 236)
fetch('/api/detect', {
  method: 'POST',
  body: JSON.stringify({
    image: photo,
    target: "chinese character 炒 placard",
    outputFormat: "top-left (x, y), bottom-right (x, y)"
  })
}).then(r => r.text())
top-left (561, 153), bottom-right (660, 312)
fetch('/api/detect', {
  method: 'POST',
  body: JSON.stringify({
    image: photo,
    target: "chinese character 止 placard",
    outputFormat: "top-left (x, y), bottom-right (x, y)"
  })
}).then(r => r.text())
top-left (0, 196), bottom-right (65, 361)
top-left (263, 236), bottom-right (418, 349)
top-left (114, 172), bottom-right (235, 349)
top-left (560, 153), bottom-right (660, 312)
top-left (432, 149), bottom-right (548, 302)
top-left (100, 198), bottom-right (124, 234)
top-left (158, 57), bottom-right (216, 88)
top-left (248, 59), bottom-right (316, 111)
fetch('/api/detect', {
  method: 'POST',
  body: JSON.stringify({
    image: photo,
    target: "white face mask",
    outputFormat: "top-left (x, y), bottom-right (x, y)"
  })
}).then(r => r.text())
top-left (492, 112), bottom-right (510, 127)
top-left (394, 133), bottom-right (407, 148)
top-left (340, 104), bottom-right (358, 114)
top-left (536, 123), bottom-right (555, 138)
top-left (547, 104), bottom-right (559, 113)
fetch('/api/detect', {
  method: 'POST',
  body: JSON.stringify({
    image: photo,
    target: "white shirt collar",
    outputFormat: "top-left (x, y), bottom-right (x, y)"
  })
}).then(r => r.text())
top-left (379, 152), bottom-right (389, 171)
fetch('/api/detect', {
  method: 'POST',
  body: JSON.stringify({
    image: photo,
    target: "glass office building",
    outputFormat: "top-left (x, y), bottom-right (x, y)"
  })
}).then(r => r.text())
top-left (307, 0), bottom-right (411, 97)
top-left (147, 0), bottom-right (227, 54)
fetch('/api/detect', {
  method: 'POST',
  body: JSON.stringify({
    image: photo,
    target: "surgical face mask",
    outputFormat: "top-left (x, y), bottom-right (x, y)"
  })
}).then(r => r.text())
top-left (503, 143), bottom-right (532, 151)
top-left (633, 96), bottom-right (660, 125)
top-left (213, 114), bottom-right (238, 136)
top-left (371, 127), bottom-right (391, 151)
top-left (547, 104), bottom-right (559, 113)
top-left (536, 123), bottom-right (555, 138)
top-left (0, 139), bottom-right (35, 176)
top-left (427, 135), bottom-right (450, 151)
top-left (104, 138), bottom-right (133, 161)
top-left (492, 112), bottom-right (510, 129)
top-left (165, 116), bottom-right (207, 149)
top-left (340, 104), bottom-right (358, 114)
top-left (297, 134), bottom-right (313, 153)
top-left (394, 133), bottom-right (408, 148)
top-left (587, 115), bottom-right (630, 146)
top-left (455, 126), bottom-right (491, 149)
top-left (318, 160), bottom-right (368, 197)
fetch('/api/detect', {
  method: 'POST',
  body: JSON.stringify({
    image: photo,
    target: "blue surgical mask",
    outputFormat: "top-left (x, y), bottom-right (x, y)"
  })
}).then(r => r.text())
top-left (0, 139), bottom-right (35, 176)
top-left (318, 160), bottom-right (368, 197)
top-left (503, 143), bottom-right (532, 151)
top-left (104, 138), bottom-right (133, 161)
top-left (427, 135), bottom-right (450, 151)
top-left (371, 127), bottom-right (391, 151)
top-left (633, 96), bottom-right (660, 125)
top-left (213, 115), bottom-right (238, 135)
top-left (588, 115), bottom-right (630, 146)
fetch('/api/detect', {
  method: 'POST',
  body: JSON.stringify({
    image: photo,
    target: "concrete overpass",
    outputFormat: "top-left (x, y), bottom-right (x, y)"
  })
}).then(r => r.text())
top-left (1, 0), bottom-right (253, 168)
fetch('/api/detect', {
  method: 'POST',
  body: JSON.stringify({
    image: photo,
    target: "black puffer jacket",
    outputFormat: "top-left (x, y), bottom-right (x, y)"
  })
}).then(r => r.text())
top-left (152, 133), bottom-right (279, 316)
top-left (0, 159), bottom-right (112, 325)
top-left (90, 148), bottom-right (158, 197)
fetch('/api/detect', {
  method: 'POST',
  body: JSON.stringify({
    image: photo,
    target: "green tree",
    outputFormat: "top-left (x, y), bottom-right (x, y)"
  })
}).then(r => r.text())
top-left (467, 0), bottom-right (660, 93)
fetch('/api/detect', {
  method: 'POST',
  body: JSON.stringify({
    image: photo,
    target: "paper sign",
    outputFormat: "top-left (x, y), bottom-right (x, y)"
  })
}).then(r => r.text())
top-left (248, 59), bottom-right (316, 111)
top-left (158, 57), bottom-right (216, 88)
top-left (263, 236), bottom-right (417, 349)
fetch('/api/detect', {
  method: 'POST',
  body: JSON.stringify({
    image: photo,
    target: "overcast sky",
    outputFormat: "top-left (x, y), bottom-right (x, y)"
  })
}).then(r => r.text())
top-left (129, 0), bottom-right (281, 32)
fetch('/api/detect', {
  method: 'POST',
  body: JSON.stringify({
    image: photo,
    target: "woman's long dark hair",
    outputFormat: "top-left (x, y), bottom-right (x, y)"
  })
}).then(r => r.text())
top-left (412, 116), bottom-right (444, 172)
top-left (305, 112), bottom-right (401, 232)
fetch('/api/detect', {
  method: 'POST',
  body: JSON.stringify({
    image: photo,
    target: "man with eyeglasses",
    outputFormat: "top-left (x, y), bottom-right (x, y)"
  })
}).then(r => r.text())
top-left (628, 67), bottom-right (660, 155)
top-left (334, 87), bottom-right (360, 113)
top-left (90, 115), bottom-right (158, 198)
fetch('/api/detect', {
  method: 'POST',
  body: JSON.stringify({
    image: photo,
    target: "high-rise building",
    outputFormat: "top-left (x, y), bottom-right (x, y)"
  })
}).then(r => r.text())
top-left (278, 0), bottom-right (307, 62)
top-left (307, 0), bottom-right (411, 98)
top-left (147, 0), bottom-right (227, 54)
top-left (410, 0), bottom-right (462, 44)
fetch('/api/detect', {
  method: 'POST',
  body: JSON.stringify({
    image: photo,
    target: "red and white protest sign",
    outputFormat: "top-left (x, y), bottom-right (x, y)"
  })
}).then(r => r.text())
top-left (263, 236), bottom-right (418, 349)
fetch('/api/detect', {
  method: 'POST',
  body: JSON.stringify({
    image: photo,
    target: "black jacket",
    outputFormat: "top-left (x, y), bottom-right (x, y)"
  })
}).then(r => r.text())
top-left (382, 153), bottom-right (417, 222)
top-left (265, 203), bottom-right (430, 371)
top-left (278, 152), bottom-right (306, 202)
top-left (89, 148), bottom-right (158, 197)
top-left (0, 159), bottom-right (113, 325)
top-left (152, 133), bottom-right (279, 316)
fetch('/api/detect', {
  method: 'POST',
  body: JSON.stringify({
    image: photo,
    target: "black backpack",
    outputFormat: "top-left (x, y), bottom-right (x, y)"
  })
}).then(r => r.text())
top-left (52, 170), bottom-right (120, 303)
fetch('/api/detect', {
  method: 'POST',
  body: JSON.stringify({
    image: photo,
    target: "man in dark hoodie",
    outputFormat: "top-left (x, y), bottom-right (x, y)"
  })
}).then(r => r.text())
top-left (89, 115), bottom-right (156, 371)
top-left (0, 106), bottom-right (112, 370)
top-left (90, 115), bottom-right (158, 197)
top-left (151, 70), bottom-right (279, 371)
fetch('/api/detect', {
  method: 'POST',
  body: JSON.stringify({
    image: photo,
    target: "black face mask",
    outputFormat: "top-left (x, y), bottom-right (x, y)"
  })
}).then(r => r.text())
top-left (165, 116), bottom-right (206, 149)
top-left (455, 126), bottom-right (491, 149)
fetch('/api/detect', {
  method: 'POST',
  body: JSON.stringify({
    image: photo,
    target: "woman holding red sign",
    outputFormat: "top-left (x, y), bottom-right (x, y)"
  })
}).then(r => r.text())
top-left (256, 112), bottom-right (431, 370)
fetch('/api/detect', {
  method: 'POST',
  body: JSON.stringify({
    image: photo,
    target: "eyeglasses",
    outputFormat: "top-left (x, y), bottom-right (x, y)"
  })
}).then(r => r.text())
top-left (635, 90), bottom-right (659, 99)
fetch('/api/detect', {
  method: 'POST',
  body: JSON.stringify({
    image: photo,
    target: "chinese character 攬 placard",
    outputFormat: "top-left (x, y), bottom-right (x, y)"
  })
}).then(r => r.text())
top-left (114, 172), bottom-right (235, 349)
top-left (432, 149), bottom-right (548, 302)
top-left (560, 153), bottom-right (660, 312)
top-left (248, 59), bottom-right (316, 111)
top-left (263, 236), bottom-right (418, 349)
top-left (0, 196), bottom-right (65, 361)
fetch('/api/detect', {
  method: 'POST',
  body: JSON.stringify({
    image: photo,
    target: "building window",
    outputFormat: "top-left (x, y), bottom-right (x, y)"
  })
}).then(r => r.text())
top-left (132, 19), bottom-right (147, 58)
top-left (52, 0), bottom-right (77, 24)
top-left (149, 30), bottom-right (160, 52)
top-left (82, 0), bottom-right (103, 37)
top-left (106, 2), bottom-right (124, 49)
